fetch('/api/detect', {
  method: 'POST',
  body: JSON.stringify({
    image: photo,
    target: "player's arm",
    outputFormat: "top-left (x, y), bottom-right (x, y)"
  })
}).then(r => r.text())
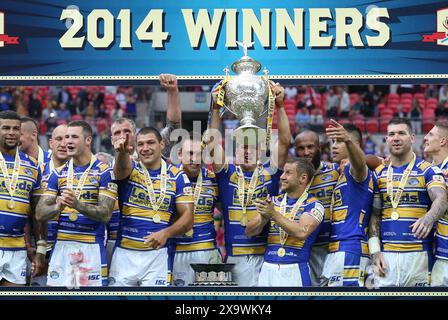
top-left (113, 133), bottom-right (133, 180)
top-left (60, 192), bottom-right (116, 224)
top-left (366, 155), bottom-right (384, 171)
top-left (31, 195), bottom-right (47, 242)
top-left (144, 202), bottom-right (194, 250)
top-left (246, 205), bottom-right (270, 237)
top-left (160, 74), bottom-right (182, 158)
top-left (35, 195), bottom-right (64, 222)
top-left (208, 86), bottom-right (226, 172)
top-left (271, 82), bottom-right (291, 170)
top-left (326, 119), bottom-right (367, 182)
top-left (411, 186), bottom-right (447, 239)
top-left (30, 194), bottom-right (47, 276)
top-left (256, 199), bottom-right (322, 240)
top-left (368, 193), bottom-right (387, 277)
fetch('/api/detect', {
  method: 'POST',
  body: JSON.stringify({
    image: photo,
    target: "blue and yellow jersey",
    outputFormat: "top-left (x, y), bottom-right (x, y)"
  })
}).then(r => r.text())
top-left (45, 159), bottom-right (117, 245)
top-left (175, 167), bottom-right (219, 252)
top-left (329, 164), bottom-right (376, 256)
top-left (40, 160), bottom-right (60, 248)
top-left (216, 162), bottom-right (282, 256)
top-left (0, 151), bottom-right (42, 250)
top-left (264, 194), bottom-right (324, 264)
top-left (375, 157), bottom-right (446, 252)
top-left (38, 147), bottom-right (52, 165)
top-left (116, 160), bottom-right (193, 251)
top-left (107, 200), bottom-right (120, 241)
top-left (308, 161), bottom-right (339, 246)
top-left (434, 161), bottom-right (448, 260)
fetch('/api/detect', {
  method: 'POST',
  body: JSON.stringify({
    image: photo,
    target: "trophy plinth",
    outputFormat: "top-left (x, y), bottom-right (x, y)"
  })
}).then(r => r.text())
top-left (189, 264), bottom-right (237, 286)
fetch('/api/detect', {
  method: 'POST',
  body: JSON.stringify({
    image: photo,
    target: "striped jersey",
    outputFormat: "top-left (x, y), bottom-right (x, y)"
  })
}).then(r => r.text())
top-left (116, 160), bottom-right (193, 251)
top-left (45, 159), bottom-right (117, 245)
top-left (433, 160), bottom-right (448, 260)
top-left (174, 166), bottom-right (219, 252)
top-left (329, 164), bottom-right (376, 256)
top-left (375, 157), bottom-right (446, 252)
top-left (308, 161), bottom-right (340, 246)
top-left (215, 162), bottom-right (282, 256)
top-left (265, 194), bottom-right (324, 264)
top-left (107, 201), bottom-right (120, 241)
top-left (0, 150), bottom-right (42, 250)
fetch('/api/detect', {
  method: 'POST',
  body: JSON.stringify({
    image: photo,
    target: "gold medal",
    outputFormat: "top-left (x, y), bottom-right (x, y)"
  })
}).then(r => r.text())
top-left (153, 213), bottom-right (161, 223)
top-left (240, 216), bottom-right (247, 227)
top-left (185, 229), bottom-right (194, 237)
top-left (277, 247), bottom-right (286, 257)
top-left (391, 211), bottom-right (399, 221)
top-left (7, 199), bottom-right (14, 209)
top-left (69, 212), bottom-right (78, 221)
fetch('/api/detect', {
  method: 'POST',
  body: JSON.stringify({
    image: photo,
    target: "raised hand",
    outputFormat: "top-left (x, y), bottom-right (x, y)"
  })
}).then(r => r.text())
top-left (326, 119), bottom-right (351, 143)
top-left (159, 74), bottom-right (178, 92)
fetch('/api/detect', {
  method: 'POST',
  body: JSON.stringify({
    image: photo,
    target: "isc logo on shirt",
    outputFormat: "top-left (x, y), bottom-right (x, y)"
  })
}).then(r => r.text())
top-left (88, 274), bottom-right (101, 281)
top-left (155, 279), bottom-right (166, 285)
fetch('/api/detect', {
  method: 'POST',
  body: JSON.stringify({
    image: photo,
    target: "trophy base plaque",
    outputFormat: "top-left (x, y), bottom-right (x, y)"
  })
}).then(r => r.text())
top-left (189, 264), bottom-right (237, 286)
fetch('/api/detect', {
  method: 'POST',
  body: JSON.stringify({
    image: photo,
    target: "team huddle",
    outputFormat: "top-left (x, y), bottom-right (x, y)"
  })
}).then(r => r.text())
top-left (0, 75), bottom-right (448, 287)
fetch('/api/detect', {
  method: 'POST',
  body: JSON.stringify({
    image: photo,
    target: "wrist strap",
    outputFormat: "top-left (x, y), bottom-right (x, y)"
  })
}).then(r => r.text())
top-left (368, 236), bottom-right (381, 255)
top-left (36, 245), bottom-right (47, 255)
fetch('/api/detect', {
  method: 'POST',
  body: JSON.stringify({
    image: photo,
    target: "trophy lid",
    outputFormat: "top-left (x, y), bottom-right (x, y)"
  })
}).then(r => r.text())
top-left (231, 41), bottom-right (262, 74)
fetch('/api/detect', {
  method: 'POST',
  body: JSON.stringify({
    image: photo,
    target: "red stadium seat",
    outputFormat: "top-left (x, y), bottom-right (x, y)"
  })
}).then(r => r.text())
top-left (366, 119), bottom-right (379, 134)
top-left (381, 109), bottom-right (394, 117)
top-left (380, 115), bottom-right (393, 133)
top-left (353, 119), bottom-right (365, 132)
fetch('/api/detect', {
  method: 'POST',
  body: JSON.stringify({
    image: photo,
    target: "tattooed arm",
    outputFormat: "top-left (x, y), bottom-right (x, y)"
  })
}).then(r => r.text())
top-left (411, 186), bottom-right (447, 239)
top-left (35, 195), bottom-right (64, 222)
top-left (60, 190), bottom-right (115, 224)
top-left (368, 193), bottom-right (388, 277)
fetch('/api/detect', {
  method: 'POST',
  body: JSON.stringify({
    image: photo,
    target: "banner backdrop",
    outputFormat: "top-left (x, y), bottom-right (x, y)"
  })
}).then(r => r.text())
top-left (0, 0), bottom-right (447, 84)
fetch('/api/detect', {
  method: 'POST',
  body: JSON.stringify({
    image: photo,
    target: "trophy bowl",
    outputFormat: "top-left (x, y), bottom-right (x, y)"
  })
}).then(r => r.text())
top-left (189, 263), bottom-right (237, 286)
top-left (223, 53), bottom-right (269, 136)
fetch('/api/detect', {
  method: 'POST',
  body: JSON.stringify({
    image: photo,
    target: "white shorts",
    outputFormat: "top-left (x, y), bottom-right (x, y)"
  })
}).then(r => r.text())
top-left (108, 247), bottom-right (169, 287)
top-left (47, 241), bottom-right (106, 287)
top-left (226, 255), bottom-right (263, 287)
top-left (0, 250), bottom-right (27, 285)
top-left (258, 262), bottom-right (311, 287)
top-left (173, 249), bottom-right (222, 287)
top-left (322, 251), bottom-right (369, 287)
top-left (106, 240), bottom-right (116, 268)
top-left (373, 251), bottom-right (430, 287)
top-left (309, 245), bottom-right (328, 286)
top-left (431, 259), bottom-right (448, 287)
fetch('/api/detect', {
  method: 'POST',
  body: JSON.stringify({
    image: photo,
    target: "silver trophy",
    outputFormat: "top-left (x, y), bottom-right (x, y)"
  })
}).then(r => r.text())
top-left (222, 42), bottom-right (270, 136)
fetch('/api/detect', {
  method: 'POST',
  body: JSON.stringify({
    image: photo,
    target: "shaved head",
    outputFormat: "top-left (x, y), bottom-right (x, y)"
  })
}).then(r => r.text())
top-left (294, 130), bottom-right (321, 169)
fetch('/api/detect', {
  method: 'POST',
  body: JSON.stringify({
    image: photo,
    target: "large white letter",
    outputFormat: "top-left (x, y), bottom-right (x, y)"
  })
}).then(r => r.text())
top-left (182, 9), bottom-right (224, 48)
top-left (335, 8), bottom-right (364, 47)
top-left (366, 8), bottom-right (390, 47)
top-left (242, 9), bottom-right (271, 48)
top-left (275, 8), bottom-right (304, 48)
top-left (309, 8), bottom-right (333, 48)
top-left (225, 9), bottom-right (238, 48)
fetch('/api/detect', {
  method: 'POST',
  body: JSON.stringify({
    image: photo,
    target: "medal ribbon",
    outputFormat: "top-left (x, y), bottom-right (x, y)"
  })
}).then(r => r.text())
top-left (386, 153), bottom-right (416, 211)
top-left (263, 77), bottom-right (275, 153)
top-left (141, 159), bottom-right (167, 212)
top-left (201, 78), bottom-right (230, 151)
top-left (66, 155), bottom-right (97, 199)
top-left (279, 190), bottom-right (309, 247)
top-left (193, 169), bottom-right (203, 214)
top-left (0, 149), bottom-right (21, 202)
top-left (236, 162), bottom-right (263, 218)
top-left (440, 156), bottom-right (448, 170)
